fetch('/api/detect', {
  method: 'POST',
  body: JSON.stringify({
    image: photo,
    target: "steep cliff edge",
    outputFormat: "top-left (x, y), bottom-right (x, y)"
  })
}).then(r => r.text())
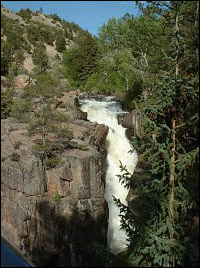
top-left (117, 109), bottom-right (151, 211)
top-left (1, 96), bottom-right (109, 267)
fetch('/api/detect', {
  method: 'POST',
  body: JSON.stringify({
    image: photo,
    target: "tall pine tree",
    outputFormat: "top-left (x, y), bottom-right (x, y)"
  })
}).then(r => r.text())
top-left (114, 1), bottom-right (199, 267)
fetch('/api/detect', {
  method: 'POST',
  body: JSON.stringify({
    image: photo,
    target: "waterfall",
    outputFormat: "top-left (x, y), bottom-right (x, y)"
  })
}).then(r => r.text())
top-left (80, 96), bottom-right (138, 255)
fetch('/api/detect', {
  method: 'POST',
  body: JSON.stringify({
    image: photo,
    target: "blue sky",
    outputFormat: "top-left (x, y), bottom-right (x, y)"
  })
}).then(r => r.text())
top-left (1, 1), bottom-right (139, 36)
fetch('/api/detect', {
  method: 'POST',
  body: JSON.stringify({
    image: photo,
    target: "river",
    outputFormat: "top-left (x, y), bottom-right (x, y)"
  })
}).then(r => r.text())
top-left (80, 96), bottom-right (138, 255)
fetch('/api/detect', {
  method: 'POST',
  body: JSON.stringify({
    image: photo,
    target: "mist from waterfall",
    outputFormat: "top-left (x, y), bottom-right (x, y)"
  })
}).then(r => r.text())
top-left (80, 96), bottom-right (138, 255)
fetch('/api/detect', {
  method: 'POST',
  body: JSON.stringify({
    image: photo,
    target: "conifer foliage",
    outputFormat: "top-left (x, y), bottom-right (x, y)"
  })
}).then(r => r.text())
top-left (25, 74), bottom-right (73, 171)
top-left (114, 1), bottom-right (199, 267)
top-left (62, 33), bottom-right (101, 87)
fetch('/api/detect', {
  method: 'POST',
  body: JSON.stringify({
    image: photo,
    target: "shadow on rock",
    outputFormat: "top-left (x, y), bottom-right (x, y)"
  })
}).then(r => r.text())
top-left (28, 200), bottom-right (107, 267)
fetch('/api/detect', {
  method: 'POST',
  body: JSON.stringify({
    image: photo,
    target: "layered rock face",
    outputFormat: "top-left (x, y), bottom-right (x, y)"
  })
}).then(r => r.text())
top-left (1, 96), bottom-right (109, 267)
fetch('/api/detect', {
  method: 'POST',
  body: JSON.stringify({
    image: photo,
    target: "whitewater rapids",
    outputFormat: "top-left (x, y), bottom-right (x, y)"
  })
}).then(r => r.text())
top-left (80, 96), bottom-right (137, 254)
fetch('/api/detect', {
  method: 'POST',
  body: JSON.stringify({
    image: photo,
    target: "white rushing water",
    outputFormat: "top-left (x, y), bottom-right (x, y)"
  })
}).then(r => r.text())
top-left (80, 96), bottom-right (138, 254)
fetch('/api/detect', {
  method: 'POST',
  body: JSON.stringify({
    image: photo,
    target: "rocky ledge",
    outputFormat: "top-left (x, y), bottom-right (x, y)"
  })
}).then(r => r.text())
top-left (1, 92), bottom-right (109, 267)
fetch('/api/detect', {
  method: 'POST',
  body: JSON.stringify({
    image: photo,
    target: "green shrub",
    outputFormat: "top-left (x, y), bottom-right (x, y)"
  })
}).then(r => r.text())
top-left (31, 144), bottom-right (62, 169)
top-left (31, 144), bottom-right (49, 158)
top-left (39, 25), bottom-right (54, 45)
top-left (55, 36), bottom-right (66, 53)
top-left (26, 23), bottom-right (40, 44)
top-left (14, 49), bottom-right (25, 67)
top-left (44, 157), bottom-right (60, 169)
top-left (8, 63), bottom-right (18, 78)
top-left (32, 46), bottom-right (48, 73)
top-left (17, 8), bottom-right (32, 19)
top-left (6, 27), bottom-right (24, 51)
top-left (23, 42), bottom-right (32, 53)
top-left (1, 40), bottom-right (14, 75)
top-left (49, 13), bottom-right (62, 22)
top-left (36, 73), bottom-right (59, 89)
top-left (62, 33), bottom-right (100, 87)
top-left (54, 191), bottom-right (62, 205)
top-left (84, 71), bottom-right (124, 94)
top-left (11, 98), bottom-right (31, 122)
top-left (1, 89), bottom-right (14, 119)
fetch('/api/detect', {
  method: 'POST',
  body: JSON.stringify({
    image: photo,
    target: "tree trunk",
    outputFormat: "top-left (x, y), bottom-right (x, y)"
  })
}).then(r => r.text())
top-left (175, 6), bottom-right (179, 77)
top-left (41, 98), bottom-right (46, 146)
top-left (169, 118), bottom-right (176, 240)
top-left (195, 2), bottom-right (199, 57)
top-left (126, 77), bottom-right (129, 91)
top-left (169, 1), bottom-right (179, 245)
top-left (41, 98), bottom-right (47, 192)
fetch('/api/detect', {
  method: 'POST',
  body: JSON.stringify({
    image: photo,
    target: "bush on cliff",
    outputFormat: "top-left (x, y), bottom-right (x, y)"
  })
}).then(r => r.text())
top-left (17, 8), bottom-right (32, 20)
top-left (32, 45), bottom-right (49, 74)
top-left (1, 89), bottom-right (14, 119)
top-left (11, 98), bottom-right (32, 123)
top-left (55, 35), bottom-right (66, 53)
top-left (25, 74), bottom-right (73, 168)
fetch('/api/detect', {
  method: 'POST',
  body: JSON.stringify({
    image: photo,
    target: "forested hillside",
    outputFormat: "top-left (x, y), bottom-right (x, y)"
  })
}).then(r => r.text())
top-left (1, 5), bottom-right (88, 76)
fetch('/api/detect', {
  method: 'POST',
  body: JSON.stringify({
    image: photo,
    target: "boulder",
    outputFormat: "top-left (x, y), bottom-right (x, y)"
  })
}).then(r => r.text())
top-left (131, 110), bottom-right (140, 135)
top-left (95, 124), bottom-right (109, 146)
top-left (88, 124), bottom-right (109, 147)
top-left (121, 113), bottom-right (133, 129)
top-left (118, 110), bottom-right (140, 139)
top-left (73, 109), bottom-right (87, 120)
top-left (1, 76), bottom-right (8, 87)
top-left (125, 128), bottom-right (135, 140)
top-left (14, 75), bottom-right (30, 89)
top-left (14, 75), bottom-right (36, 89)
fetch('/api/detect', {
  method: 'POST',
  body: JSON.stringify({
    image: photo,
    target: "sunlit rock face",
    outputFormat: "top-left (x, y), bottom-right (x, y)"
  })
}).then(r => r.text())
top-left (80, 96), bottom-right (138, 255)
top-left (1, 93), bottom-right (109, 267)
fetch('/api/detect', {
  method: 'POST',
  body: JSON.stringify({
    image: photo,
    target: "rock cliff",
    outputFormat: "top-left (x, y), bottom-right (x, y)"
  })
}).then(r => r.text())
top-left (117, 109), bottom-right (152, 216)
top-left (117, 109), bottom-right (140, 140)
top-left (1, 94), bottom-right (109, 267)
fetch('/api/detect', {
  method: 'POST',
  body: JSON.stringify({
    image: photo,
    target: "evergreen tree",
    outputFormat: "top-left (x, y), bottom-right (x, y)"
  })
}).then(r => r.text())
top-left (17, 8), bottom-right (32, 20)
top-left (55, 35), bottom-right (66, 52)
top-left (62, 33), bottom-right (101, 87)
top-left (114, 1), bottom-right (199, 267)
top-left (32, 45), bottom-right (48, 74)
top-left (11, 98), bottom-right (31, 123)
top-left (1, 89), bottom-right (14, 119)
top-left (14, 49), bottom-right (25, 70)
top-left (26, 74), bottom-right (73, 166)
top-left (26, 23), bottom-right (41, 44)
top-left (20, 74), bottom-right (73, 190)
top-left (1, 40), bottom-right (14, 75)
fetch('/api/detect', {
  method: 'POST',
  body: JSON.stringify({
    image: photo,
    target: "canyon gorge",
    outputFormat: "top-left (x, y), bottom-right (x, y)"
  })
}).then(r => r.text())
top-left (1, 90), bottom-right (141, 267)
